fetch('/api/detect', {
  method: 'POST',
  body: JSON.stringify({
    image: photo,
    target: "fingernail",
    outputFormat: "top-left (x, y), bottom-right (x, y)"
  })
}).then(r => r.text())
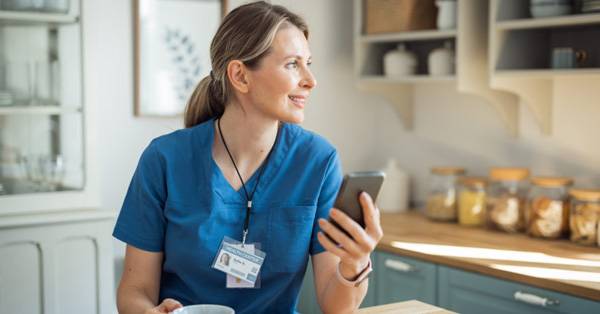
top-left (330, 208), bottom-right (339, 217)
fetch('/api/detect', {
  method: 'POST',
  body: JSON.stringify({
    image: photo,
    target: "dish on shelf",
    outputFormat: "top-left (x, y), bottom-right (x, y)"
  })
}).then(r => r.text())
top-left (530, 2), bottom-right (573, 18)
top-left (0, 91), bottom-right (14, 106)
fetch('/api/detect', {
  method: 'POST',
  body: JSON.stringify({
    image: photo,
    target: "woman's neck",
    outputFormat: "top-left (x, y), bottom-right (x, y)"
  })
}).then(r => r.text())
top-left (214, 104), bottom-right (279, 169)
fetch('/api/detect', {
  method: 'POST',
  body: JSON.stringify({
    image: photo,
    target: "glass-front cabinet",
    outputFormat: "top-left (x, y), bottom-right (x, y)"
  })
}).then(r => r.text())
top-left (0, 1), bottom-right (92, 213)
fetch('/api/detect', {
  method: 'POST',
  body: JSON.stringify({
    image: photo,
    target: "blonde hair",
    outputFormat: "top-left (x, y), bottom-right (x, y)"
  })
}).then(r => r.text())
top-left (183, 1), bottom-right (309, 128)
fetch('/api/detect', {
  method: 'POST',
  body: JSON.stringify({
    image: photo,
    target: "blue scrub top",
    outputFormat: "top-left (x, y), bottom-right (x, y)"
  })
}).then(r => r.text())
top-left (113, 118), bottom-right (343, 313)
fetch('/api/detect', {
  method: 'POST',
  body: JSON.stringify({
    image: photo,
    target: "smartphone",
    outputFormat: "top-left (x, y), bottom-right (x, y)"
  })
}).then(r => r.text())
top-left (326, 171), bottom-right (385, 241)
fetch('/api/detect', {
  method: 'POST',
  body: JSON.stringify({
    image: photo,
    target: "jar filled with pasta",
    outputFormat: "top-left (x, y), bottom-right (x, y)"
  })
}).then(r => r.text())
top-left (569, 188), bottom-right (600, 246)
top-left (458, 177), bottom-right (487, 227)
top-left (425, 167), bottom-right (465, 221)
top-left (526, 177), bottom-right (573, 239)
top-left (486, 167), bottom-right (529, 233)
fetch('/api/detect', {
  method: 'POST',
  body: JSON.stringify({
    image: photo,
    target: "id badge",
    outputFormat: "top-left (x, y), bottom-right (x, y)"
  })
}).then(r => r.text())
top-left (212, 236), bottom-right (265, 286)
top-left (226, 243), bottom-right (262, 288)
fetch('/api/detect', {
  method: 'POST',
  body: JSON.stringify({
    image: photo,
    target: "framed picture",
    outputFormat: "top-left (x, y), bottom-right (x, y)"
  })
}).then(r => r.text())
top-left (133, 0), bottom-right (228, 116)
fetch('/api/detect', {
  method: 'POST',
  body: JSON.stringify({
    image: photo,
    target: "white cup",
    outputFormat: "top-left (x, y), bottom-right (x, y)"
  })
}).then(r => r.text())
top-left (171, 304), bottom-right (235, 314)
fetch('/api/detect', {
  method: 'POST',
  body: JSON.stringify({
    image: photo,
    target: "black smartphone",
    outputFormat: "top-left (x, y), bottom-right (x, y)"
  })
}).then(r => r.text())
top-left (325, 171), bottom-right (385, 241)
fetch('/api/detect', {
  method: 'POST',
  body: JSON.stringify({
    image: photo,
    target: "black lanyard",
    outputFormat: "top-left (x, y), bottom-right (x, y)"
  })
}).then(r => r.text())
top-left (217, 118), bottom-right (279, 246)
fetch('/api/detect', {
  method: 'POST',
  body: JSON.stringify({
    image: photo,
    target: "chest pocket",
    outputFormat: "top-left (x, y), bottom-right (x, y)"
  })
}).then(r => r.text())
top-left (265, 205), bottom-right (316, 273)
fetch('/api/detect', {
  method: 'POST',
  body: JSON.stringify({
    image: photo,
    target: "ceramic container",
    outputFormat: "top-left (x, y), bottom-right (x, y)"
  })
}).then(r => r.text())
top-left (436, 0), bottom-right (457, 30)
top-left (384, 44), bottom-right (417, 76)
top-left (428, 41), bottom-right (455, 76)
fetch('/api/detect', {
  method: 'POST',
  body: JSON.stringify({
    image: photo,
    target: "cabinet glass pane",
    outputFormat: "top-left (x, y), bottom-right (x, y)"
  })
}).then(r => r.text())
top-left (0, 112), bottom-right (84, 195)
top-left (0, 6), bottom-right (84, 197)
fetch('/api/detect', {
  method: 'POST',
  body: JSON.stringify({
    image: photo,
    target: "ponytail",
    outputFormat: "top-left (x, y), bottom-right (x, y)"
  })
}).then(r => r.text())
top-left (184, 72), bottom-right (225, 128)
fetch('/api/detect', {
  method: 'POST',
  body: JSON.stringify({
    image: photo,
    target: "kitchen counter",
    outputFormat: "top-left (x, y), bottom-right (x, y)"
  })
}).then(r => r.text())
top-left (357, 300), bottom-right (456, 313)
top-left (378, 211), bottom-right (600, 301)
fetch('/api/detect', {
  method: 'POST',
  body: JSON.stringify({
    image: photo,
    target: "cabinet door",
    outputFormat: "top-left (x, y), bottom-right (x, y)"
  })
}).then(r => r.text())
top-left (375, 251), bottom-right (437, 305)
top-left (297, 252), bottom-right (379, 313)
top-left (297, 260), bottom-right (321, 314)
top-left (438, 266), bottom-right (600, 314)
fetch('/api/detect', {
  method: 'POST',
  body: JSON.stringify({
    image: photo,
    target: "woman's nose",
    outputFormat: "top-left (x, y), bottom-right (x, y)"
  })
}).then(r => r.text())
top-left (300, 68), bottom-right (317, 89)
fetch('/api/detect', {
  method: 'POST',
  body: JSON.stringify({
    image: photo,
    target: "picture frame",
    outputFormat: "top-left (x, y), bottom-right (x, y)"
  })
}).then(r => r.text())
top-left (133, 0), bottom-right (228, 117)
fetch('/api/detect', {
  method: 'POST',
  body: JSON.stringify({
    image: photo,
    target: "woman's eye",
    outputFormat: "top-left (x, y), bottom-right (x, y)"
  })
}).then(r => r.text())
top-left (286, 61), bottom-right (298, 69)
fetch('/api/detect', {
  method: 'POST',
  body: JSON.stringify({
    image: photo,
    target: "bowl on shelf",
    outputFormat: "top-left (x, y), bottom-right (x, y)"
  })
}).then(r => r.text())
top-left (530, 0), bottom-right (573, 18)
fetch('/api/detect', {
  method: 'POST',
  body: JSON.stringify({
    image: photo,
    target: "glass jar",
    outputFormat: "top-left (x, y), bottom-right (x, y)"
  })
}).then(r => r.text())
top-left (569, 189), bottom-right (600, 246)
top-left (486, 167), bottom-right (529, 233)
top-left (458, 177), bottom-right (487, 227)
top-left (526, 177), bottom-right (573, 239)
top-left (425, 167), bottom-right (465, 221)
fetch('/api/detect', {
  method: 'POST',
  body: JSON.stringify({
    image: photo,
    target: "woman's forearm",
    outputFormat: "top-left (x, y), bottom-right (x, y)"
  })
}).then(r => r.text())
top-left (318, 271), bottom-right (368, 314)
top-left (117, 284), bottom-right (157, 314)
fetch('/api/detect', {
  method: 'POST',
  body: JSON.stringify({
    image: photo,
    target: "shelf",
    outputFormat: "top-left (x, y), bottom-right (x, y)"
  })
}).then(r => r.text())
top-left (359, 75), bottom-right (456, 84)
top-left (0, 106), bottom-right (82, 115)
top-left (360, 29), bottom-right (457, 43)
top-left (496, 13), bottom-right (600, 30)
top-left (494, 68), bottom-right (600, 78)
top-left (0, 10), bottom-right (78, 24)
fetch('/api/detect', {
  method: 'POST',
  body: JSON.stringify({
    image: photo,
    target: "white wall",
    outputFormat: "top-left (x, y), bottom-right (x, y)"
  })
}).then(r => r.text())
top-left (91, 0), bottom-right (600, 258)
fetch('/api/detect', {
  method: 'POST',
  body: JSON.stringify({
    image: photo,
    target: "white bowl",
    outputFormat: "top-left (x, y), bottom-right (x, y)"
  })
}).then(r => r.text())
top-left (171, 304), bottom-right (235, 314)
top-left (530, 4), bottom-right (572, 17)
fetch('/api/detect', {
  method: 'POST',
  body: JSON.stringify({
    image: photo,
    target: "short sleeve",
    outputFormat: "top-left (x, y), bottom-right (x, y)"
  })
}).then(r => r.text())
top-left (112, 141), bottom-right (167, 252)
top-left (309, 150), bottom-right (343, 255)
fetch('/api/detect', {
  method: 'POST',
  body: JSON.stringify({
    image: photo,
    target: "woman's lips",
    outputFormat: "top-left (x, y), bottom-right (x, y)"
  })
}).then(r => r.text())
top-left (288, 95), bottom-right (306, 109)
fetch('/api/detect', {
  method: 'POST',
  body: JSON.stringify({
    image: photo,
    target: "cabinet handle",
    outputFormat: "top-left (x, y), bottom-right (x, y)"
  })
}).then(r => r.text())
top-left (384, 259), bottom-right (417, 273)
top-left (513, 291), bottom-right (559, 307)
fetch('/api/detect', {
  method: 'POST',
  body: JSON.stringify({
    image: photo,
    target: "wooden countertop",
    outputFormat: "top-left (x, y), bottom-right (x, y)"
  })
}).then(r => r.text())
top-left (358, 300), bottom-right (456, 313)
top-left (378, 212), bottom-right (600, 301)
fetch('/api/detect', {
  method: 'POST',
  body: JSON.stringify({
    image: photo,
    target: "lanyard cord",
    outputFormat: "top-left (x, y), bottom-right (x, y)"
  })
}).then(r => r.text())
top-left (217, 118), bottom-right (279, 245)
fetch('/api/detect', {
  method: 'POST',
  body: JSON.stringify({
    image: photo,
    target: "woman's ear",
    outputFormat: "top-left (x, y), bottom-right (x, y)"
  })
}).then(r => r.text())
top-left (227, 60), bottom-right (250, 94)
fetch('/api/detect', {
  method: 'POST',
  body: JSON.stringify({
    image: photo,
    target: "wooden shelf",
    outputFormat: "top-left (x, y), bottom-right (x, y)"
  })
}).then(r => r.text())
top-left (496, 13), bottom-right (600, 30)
top-left (495, 68), bottom-right (600, 78)
top-left (0, 105), bottom-right (82, 115)
top-left (359, 75), bottom-right (456, 84)
top-left (360, 29), bottom-right (457, 43)
top-left (0, 10), bottom-right (78, 24)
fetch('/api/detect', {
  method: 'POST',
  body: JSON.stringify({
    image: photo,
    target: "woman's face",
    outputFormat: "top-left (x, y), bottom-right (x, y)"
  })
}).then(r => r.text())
top-left (246, 25), bottom-right (316, 124)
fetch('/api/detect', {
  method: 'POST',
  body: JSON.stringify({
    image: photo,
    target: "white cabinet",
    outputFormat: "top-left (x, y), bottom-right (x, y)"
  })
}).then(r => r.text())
top-left (0, 0), bottom-right (99, 214)
top-left (0, 209), bottom-right (116, 314)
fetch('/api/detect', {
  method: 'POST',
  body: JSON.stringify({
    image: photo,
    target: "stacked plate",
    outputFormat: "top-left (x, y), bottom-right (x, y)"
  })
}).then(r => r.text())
top-left (582, 0), bottom-right (600, 13)
top-left (530, 0), bottom-right (573, 18)
top-left (0, 91), bottom-right (14, 106)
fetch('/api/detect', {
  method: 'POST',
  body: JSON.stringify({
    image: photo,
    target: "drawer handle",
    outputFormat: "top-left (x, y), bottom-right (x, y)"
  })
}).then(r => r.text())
top-left (384, 259), bottom-right (417, 273)
top-left (513, 291), bottom-right (559, 307)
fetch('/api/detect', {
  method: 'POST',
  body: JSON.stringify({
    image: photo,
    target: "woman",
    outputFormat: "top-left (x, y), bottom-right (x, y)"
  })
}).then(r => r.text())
top-left (114, 2), bottom-right (383, 313)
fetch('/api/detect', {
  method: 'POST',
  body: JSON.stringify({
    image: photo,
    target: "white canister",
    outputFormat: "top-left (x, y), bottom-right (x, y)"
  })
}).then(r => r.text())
top-left (377, 158), bottom-right (410, 213)
top-left (428, 41), bottom-right (455, 76)
top-left (436, 0), bottom-right (457, 30)
top-left (383, 44), bottom-right (417, 77)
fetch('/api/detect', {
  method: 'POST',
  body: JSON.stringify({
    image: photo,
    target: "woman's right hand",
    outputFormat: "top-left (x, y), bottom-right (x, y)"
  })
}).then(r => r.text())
top-left (144, 298), bottom-right (183, 314)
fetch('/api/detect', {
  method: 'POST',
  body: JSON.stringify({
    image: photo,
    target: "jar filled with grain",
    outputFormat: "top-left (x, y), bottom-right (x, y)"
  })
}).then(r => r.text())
top-left (425, 167), bottom-right (465, 221)
top-left (525, 177), bottom-right (573, 239)
top-left (569, 189), bottom-right (600, 246)
top-left (458, 177), bottom-right (487, 227)
top-left (486, 167), bottom-right (529, 233)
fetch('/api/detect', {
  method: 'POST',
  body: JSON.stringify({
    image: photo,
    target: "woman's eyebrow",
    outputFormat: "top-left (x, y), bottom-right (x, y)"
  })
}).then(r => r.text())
top-left (284, 54), bottom-right (312, 61)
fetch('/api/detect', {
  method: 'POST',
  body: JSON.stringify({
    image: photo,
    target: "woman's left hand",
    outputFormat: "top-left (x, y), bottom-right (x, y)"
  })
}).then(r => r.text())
top-left (317, 191), bottom-right (384, 279)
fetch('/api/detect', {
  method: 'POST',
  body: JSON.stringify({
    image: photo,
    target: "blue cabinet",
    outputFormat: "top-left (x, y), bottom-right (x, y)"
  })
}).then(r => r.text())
top-left (297, 252), bottom-right (379, 314)
top-left (375, 251), bottom-right (437, 305)
top-left (438, 266), bottom-right (600, 314)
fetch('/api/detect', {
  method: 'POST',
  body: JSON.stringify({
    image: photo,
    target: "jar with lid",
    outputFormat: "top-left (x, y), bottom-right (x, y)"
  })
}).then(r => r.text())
top-left (486, 167), bottom-right (529, 232)
top-left (458, 177), bottom-right (487, 226)
top-left (569, 188), bottom-right (600, 246)
top-left (526, 177), bottom-right (573, 239)
top-left (425, 167), bottom-right (465, 221)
